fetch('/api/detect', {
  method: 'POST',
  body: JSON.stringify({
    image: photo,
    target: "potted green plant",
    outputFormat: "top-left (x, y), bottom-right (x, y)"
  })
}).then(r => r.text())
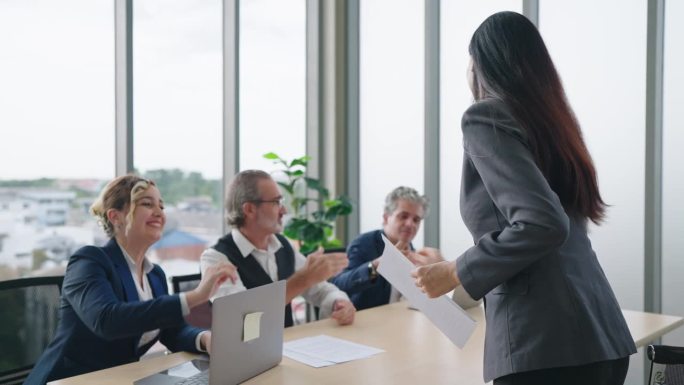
top-left (264, 152), bottom-right (353, 255)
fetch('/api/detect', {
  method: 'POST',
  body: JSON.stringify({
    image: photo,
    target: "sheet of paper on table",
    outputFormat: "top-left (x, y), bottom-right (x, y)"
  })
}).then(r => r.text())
top-left (283, 335), bottom-right (385, 368)
top-left (377, 235), bottom-right (477, 348)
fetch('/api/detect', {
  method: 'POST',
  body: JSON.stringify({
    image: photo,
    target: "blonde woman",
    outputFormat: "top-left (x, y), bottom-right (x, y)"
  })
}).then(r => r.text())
top-left (27, 175), bottom-right (236, 384)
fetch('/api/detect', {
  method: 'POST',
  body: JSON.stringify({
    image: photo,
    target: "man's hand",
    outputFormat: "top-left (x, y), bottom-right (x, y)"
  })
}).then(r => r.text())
top-left (331, 299), bottom-right (355, 325)
top-left (200, 332), bottom-right (212, 354)
top-left (188, 262), bottom-right (237, 308)
top-left (411, 260), bottom-right (460, 298)
top-left (302, 248), bottom-right (349, 284)
top-left (394, 240), bottom-right (416, 262)
top-left (406, 247), bottom-right (444, 266)
top-left (394, 240), bottom-right (444, 266)
top-left (395, 240), bottom-right (410, 254)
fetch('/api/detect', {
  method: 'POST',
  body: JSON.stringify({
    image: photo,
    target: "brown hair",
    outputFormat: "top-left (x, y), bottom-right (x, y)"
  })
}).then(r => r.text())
top-left (90, 175), bottom-right (156, 237)
top-left (469, 11), bottom-right (606, 223)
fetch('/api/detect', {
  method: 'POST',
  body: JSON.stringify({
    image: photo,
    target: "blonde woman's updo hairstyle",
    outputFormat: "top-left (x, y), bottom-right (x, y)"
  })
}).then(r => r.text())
top-left (90, 175), bottom-right (157, 237)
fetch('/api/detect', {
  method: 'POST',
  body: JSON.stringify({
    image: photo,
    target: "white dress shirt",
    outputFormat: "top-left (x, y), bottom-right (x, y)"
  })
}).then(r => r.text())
top-left (200, 229), bottom-right (349, 319)
top-left (119, 245), bottom-right (205, 351)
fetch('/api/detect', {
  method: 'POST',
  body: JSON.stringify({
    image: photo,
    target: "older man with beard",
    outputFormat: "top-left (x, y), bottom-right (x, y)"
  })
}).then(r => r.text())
top-left (201, 170), bottom-right (356, 327)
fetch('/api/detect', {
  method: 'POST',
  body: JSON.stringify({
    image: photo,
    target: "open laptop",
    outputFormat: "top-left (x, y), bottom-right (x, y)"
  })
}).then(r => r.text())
top-left (135, 280), bottom-right (286, 385)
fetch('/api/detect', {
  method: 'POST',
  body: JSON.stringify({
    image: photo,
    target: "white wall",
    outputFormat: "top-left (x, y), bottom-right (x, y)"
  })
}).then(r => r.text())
top-left (662, 0), bottom-right (684, 348)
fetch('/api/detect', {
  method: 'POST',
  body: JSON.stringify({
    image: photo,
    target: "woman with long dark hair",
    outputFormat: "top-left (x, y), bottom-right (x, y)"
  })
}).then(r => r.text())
top-left (412, 11), bottom-right (636, 385)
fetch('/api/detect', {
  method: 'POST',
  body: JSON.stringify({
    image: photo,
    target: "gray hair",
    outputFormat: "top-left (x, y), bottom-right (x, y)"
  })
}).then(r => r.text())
top-left (225, 169), bottom-right (272, 228)
top-left (383, 186), bottom-right (429, 217)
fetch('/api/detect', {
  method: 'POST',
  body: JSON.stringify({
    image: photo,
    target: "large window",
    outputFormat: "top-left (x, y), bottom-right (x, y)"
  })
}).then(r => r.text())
top-left (663, 0), bottom-right (684, 347)
top-left (540, 0), bottom-right (646, 311)
top-left (0, 0), bottom-right (114, 281)
top-left (439, 2), bottom-right (522, 261)
top-left (360, 0), bottom-right (425, 244)
top-left (239, 0), bottom-right (306, 172)
top-left (133, 0), bottom-right (223, 277)
top-left (540, 1), bottom-right (647, 382)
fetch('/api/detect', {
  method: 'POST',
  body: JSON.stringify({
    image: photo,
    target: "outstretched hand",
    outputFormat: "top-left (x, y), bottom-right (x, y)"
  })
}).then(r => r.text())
top-left (188, 262), bottom-right (237, 308)
top-left (303, 247), bottom-right (349, 284)
top-left (394, 240), bottom-right (444, 266)
top-left (406, 247), bottom-right (444, 266)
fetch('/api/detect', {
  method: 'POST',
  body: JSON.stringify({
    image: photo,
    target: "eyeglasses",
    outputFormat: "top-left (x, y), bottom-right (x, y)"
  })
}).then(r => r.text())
top-left (249, 197), bottom-right (284, 207)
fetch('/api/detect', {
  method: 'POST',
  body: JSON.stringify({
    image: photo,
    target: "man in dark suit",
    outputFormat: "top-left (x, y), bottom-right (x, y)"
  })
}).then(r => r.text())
top-left (331, 187), bottom-right (447, 310)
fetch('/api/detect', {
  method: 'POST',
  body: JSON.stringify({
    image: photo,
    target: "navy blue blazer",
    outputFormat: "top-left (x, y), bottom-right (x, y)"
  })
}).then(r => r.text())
top-left (26, 239), bottom-right (203, 385)
top-left (331, 230), bottom-right (412, 311)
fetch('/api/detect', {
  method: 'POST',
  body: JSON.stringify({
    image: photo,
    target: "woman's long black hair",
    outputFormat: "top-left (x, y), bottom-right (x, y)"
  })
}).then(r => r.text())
top-left (469, 11), bottom-right (606, 223)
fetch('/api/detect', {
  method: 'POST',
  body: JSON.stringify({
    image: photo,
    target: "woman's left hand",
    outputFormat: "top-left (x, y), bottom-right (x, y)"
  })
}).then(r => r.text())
top-left (201, 332), bottom-right (212, 354)
top-left (411, 260), bottom-right (461, 298)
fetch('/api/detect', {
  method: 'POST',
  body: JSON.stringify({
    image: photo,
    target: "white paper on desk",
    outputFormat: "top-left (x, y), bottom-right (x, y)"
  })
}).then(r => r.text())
top-left (166, 361), bottom-right (203, 378)
top-left (284, 335), bottom-right (384, 366)
top-left (283, 348), bottom-right (336, 368)
top-left (377, 236), bottom-right (477, 348)
top-left (282, 348), bottom-right (336, 368)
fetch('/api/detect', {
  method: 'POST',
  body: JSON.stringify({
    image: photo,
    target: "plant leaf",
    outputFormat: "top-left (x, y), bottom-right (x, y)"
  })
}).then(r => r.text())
top-left (300, 223), bottom-right (325, 244)
top-left (300, 242), bottom-right (318, 256)
top-left (290, 156), bottom-right (311, 168)
top-left (277, 181), bottom-right (293, 194)
top-left (304, 177), bottom-right (329, 198)
top-left (323, 238), bottom-right (342, 248)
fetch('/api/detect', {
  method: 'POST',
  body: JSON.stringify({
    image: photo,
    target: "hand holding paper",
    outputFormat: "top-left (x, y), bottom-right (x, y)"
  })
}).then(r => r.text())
top-left (411, 260), bottom-right (461, 298)
top-left (377, 235), bottom-right (476, 348)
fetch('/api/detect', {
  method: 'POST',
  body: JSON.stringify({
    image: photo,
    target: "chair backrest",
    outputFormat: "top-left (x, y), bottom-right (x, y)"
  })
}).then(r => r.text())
top-left (171, 273), bottom-right (201, 294)
top-left (648, 344), bottom-right (684, 385)
top-left (170, 273), bottom-right (211, 329)
top-left (0, 276), bottom-right (64, 385)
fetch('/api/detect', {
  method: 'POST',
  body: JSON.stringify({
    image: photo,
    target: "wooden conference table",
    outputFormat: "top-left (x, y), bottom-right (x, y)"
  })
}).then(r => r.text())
top-left (50, 302), bottom-right (684, 385)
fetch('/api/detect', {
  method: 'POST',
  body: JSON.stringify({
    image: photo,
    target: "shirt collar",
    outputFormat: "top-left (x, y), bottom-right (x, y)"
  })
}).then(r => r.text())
top-left (118, 244), bottom-right (154, 274)
top-left (231, 228), bottom-right (283, 258)
top-left (380, 230), bottom-right (415, 251)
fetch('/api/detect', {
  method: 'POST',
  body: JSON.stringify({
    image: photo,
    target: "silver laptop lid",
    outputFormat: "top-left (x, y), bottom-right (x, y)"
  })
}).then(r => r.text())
top-left (209, 280), bottom-right (286, 385)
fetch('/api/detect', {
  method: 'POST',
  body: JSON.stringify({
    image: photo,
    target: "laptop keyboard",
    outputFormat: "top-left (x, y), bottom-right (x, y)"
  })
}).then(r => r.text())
top-left (175, 371), bottom-right (209, 385)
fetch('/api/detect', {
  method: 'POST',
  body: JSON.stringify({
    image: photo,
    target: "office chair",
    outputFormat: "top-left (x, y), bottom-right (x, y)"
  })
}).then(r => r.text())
top-left (648, 344), bottom-right (684, 385)
top-left (171, 273), bottom-right (201, 294)
top-left (170, 273), bottom-right (211, 329)
top-left (0, 276), bottom-right (64, 385)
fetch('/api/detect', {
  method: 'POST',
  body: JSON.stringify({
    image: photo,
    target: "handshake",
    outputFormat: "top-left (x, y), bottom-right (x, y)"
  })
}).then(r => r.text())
top-left (371, 240), bottom-right (445, 272)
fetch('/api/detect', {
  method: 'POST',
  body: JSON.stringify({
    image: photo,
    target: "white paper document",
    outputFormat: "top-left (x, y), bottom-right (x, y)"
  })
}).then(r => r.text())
top-left (377, 236), bottom-right (477, 348)
top-left (283, 335), bottom-right (384, 368)
top-left (282, 349), bottom-right (336, 368)
top-left (166, 361), bottom-right (203, 378)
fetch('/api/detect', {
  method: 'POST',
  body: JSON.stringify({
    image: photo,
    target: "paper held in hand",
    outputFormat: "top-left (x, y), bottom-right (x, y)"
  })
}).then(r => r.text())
top-left (377, 235), bottom-right (477, 348)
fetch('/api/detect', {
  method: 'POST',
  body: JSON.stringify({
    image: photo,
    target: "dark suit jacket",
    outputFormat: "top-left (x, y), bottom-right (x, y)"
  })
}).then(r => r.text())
top-left (26, 239), bottom-right (203, 385)
top-left (331, 230), bottom-right (411, 311)
top-left (456, 98), bottom-right (636, 382)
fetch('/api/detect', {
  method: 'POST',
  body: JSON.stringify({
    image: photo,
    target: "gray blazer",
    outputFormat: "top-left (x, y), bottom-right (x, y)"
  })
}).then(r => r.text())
top-left (455, 98), bottom-right (636, 382)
